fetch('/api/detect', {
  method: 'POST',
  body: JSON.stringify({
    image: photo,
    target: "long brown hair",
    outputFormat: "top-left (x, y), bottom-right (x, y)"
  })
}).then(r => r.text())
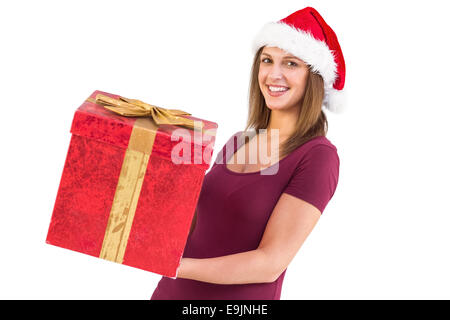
top-left (243, 46), bottom-right (328, 159)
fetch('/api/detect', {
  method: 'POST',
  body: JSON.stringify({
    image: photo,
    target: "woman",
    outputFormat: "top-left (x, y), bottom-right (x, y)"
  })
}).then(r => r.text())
top-left (151, 6), bottom-right (345, 300)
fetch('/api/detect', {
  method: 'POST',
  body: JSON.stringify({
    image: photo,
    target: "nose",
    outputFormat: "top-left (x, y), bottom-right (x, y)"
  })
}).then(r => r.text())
top-left (267, 63), bottom-right (283, 81)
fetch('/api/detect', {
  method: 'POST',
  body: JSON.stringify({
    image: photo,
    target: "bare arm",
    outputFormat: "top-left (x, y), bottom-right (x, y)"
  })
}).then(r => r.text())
top-left (176, 193), bottom-right (321, 284)
top-left (257, 193), bottom-right (321, 279)
top-left (177, 249), bottom-right (271, 284)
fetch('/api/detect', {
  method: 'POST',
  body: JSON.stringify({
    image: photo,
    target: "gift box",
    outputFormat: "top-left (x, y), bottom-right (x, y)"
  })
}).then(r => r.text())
top-left (46, 90), bottom-right (218, 277)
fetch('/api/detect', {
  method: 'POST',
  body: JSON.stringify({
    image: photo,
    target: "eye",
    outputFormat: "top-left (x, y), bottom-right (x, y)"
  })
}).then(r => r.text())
top-left (287, 61), bottom-right (298, 67)
top-left (261, 57), bottom-right (271, 63)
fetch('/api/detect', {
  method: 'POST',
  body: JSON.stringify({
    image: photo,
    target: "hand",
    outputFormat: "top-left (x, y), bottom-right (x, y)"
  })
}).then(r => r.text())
top-left (175, 258), bottom-right (184, 279)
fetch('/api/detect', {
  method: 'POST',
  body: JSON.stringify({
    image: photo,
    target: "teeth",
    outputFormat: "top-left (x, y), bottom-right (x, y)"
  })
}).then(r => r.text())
top-left (269, 86), bottom-right (288, 92)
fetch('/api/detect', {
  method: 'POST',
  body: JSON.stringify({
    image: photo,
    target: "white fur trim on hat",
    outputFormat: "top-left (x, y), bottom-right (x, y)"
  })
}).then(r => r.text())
top-left (252, 21), bottom-right (338, 88)
top-left (323, 87), bottom-right (346, 114)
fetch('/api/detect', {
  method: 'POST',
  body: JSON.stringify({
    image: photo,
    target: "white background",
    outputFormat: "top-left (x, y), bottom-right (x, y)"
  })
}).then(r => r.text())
top-left (1, 0), bottom-right (449, 299)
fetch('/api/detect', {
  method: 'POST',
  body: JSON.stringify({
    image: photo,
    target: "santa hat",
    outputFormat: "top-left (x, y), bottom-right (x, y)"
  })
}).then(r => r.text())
top-left (252, 7), bottom-right (346, 113)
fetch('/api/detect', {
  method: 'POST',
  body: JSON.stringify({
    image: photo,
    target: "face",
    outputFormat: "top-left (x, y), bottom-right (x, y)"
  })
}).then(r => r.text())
top-left (258, 46), bottom-right (309, 111)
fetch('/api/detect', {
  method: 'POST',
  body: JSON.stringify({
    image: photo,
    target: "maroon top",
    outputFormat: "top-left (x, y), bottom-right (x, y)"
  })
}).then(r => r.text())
top-left (150, 131), bottom-right (340, 300)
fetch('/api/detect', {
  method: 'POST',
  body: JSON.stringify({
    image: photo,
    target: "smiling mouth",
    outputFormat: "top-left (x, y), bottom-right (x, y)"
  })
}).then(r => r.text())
top-left (268, 85), bottom-right (289, 92)
top-left (267, 85), bottom-right (289, 96)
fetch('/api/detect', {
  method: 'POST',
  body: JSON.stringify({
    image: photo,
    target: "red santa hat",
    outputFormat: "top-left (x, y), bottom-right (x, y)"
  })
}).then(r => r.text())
top-left (252, 7), bottom-right (346, 113)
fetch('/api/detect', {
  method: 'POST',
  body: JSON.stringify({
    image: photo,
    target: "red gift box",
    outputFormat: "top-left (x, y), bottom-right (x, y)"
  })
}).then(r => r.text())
top-left (46, 90), bottom-right (218, 277)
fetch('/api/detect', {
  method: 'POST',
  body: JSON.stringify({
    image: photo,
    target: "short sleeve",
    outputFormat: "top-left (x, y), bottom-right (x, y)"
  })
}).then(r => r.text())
top-left (283, 144), bottom-right (340, 214)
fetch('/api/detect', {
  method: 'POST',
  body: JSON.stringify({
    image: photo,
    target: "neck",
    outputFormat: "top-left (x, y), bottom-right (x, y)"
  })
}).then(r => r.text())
top-left (266, 108), bottom-right (298, 140)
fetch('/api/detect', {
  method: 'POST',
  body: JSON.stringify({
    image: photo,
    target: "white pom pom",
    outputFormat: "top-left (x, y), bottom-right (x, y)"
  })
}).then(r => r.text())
top-left (323, 87), bottom-right (346, 114)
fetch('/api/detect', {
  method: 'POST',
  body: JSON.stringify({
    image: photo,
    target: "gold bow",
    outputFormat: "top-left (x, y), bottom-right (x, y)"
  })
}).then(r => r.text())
top-left (94, 94), bottom-right (203, 130)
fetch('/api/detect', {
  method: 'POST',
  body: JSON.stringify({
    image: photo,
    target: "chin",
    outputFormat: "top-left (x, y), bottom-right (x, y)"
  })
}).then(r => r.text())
top-left (266, 103), bottom-right (289, 111)
top-left (264, 98), bottom-right (291, 110)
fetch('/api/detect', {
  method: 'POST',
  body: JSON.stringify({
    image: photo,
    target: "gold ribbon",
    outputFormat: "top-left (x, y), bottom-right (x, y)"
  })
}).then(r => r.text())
top-left (92, 94), bottom-right (203, 130)
top-left (99, 118), bottom-right (157, 264)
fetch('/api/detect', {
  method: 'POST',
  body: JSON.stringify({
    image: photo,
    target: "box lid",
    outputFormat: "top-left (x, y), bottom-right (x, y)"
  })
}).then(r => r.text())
top-left (70, 90), bottom-right (218, 170)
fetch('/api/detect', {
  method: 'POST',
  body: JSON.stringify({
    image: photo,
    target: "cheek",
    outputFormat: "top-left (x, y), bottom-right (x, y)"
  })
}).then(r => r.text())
top-left (258, 71), bottom-right (268, 93)
top-left (258, 69), bottom-right (266, 86)
top-left (289, 72), bottom-right (308, 92)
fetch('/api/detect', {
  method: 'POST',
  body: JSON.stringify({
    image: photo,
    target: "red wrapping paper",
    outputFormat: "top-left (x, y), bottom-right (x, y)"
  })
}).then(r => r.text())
top-left (46, 90), bottom-right (218, 277)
